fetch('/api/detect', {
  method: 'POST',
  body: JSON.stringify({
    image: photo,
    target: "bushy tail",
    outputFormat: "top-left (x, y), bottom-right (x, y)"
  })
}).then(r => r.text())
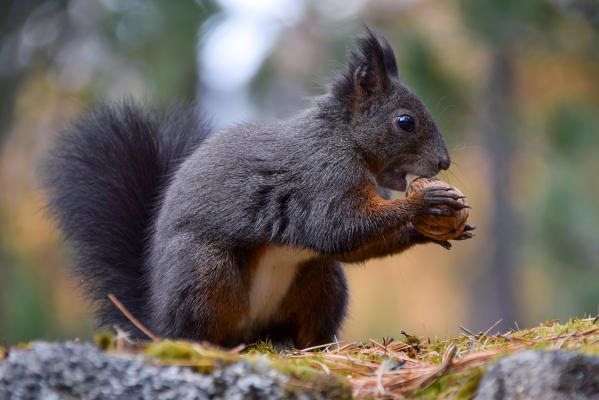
top-left (41, 101), bottom-right (209, 333)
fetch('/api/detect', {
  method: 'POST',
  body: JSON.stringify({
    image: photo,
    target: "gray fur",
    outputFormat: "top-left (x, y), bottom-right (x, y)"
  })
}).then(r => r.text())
top-left (148, 30), bottom-right (450, 344)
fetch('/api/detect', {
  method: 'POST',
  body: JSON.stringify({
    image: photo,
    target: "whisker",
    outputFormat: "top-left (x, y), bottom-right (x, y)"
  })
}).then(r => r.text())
top-left (440, 103), bottom-right (457, 115)
top-left (434, 96), bottom-right (447, 113)
top-left (450, 144), bottom-right (482, 153)
top-left (438, 168), bottom-right (467, 190)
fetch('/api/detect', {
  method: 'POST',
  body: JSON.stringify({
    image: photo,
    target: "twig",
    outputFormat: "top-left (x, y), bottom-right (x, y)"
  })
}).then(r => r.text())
top-left (108, 293), bottom-right (159, 342)
top-left (312, 360), bottom-right (331, 375)
top-left (418, 343), bottom-right (457, 388)
top-left (227, 343), bottom-right (247, 354)
top-left (299, 341), bottom-right (340, 352)
top-left (334, 334), bottom-right (341, 350)
top-left (375, 359), bottom-right (386, 396)
top-left (459, 325), bottom-right (477, 337)
top-left (553, 333), bottom-right (575, 350)
top-left (482, 318), bottom-right (503, 337)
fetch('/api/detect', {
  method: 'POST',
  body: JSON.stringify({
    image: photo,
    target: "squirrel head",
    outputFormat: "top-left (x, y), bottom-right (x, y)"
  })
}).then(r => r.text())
top-left (330, 28), bottom-right (450, 191)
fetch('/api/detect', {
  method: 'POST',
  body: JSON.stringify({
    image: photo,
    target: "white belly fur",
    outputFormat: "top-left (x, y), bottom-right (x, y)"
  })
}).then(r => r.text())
top-left (244, 245), bottom-right (315, 329)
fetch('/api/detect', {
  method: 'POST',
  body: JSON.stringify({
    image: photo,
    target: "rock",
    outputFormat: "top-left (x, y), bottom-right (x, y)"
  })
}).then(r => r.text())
top-left (474, 350), bottom-right (599, 400)
top-left (0, 341), bottom-right (347, 400)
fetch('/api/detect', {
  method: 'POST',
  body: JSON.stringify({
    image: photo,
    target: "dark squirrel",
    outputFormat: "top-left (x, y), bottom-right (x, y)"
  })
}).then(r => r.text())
top-left (41, 29), bottom-right (473, 348)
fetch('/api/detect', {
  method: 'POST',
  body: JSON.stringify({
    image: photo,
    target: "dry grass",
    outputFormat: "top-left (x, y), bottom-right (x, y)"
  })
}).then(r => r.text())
top-left (284, 317), bottom-right (599, 398)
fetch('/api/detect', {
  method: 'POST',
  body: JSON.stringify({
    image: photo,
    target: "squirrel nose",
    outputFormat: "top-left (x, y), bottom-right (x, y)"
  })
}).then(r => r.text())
top-left (438, 156), bottom-right (451, 171)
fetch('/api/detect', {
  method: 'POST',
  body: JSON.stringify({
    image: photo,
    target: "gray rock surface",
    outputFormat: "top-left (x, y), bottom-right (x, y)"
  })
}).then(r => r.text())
top-left (475, 350), bottom-right (599, 400)
top-left (0, 341), bottom-right (333, 400)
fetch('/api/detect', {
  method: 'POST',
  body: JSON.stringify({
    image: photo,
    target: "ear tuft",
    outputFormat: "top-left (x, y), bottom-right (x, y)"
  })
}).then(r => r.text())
top-left (331, 27), bottom-right (399, 118)
top-left (355, 27), bottom-right (398, 83)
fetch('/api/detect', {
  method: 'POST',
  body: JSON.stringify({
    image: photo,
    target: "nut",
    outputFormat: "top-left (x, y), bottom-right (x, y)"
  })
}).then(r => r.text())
top-left (406, 177), bottom-right (469, 241)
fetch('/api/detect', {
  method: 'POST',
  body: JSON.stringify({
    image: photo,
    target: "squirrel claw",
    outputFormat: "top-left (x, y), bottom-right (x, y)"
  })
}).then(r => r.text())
top-left (422, 190), bottom-right (470, 211)
top-left (424, 190), bottom-right (466, 200)
top-left (436, 240), bottom-right (452, 250)
top-left (463, 223), bottom-right (477, 231)
top-left (454, 231), bottom-right (474, 240)
top-left (423, 186), bottom-right (454, 192)
top-left (426, 207), bottom-right (456, 218)
top-left (425, 197), bottom-right (470, 210)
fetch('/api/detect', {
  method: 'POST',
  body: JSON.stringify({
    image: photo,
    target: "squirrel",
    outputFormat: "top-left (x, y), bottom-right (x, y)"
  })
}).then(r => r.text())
top-left (41, 28), bottom-right (473, 348)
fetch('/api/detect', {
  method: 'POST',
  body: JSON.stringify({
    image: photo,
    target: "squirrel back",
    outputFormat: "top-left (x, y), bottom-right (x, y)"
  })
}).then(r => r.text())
top-left (41, 101), bottom-right (210, 332)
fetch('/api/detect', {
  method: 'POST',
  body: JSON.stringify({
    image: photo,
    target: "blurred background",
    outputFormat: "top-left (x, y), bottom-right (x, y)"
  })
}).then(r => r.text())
top-left (1, 0), bottom-right (598, 346)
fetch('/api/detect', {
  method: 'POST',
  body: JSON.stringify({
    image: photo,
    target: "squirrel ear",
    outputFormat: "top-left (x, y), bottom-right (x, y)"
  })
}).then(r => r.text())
top-left (332, 28), bottom-right (399, 118)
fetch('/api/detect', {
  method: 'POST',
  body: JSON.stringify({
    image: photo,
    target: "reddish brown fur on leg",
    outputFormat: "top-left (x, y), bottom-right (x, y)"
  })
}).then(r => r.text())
top-left (276, 258), bottom-right (348, 349)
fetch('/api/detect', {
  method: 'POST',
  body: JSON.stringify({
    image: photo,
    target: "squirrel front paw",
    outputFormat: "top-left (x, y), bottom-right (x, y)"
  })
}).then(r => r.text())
top-left (406, 178), bottom-right (473, 242)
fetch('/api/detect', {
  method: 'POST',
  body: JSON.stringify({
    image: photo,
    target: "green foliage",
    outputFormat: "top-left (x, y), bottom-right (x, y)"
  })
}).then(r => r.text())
top-left (0, 248), bottom-right (51, 345)
top-left (98, 1), bottom-right (218, 102)
top-left (399, 34), bottom-right (467, 142)
top-left (531, 102), bottom-right (599, 317)
top-left (548, 102), bottom-right (599, 158)
top-left (460, 0), bottom-right (556, 43)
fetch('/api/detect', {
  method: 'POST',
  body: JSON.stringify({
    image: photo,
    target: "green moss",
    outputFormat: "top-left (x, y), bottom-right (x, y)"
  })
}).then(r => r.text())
top-left (144, 340), bottom-right (240, 373)
top-left (145, 340), bottom-right (197, 360)
top-left (284, 374), bottom-right (352, 400)
top-left (269, 356), bottom-right (325, 380)
top-left (455, 368), bottom-right (485, 400)
top-left (249, 338), bottom-right (276, 354)
top-left (93, 332), bottom-right (115, 351)
top-left (414, 367), bottom-right (485, 399)
top-left (271, 354), bottom-right (351, 400)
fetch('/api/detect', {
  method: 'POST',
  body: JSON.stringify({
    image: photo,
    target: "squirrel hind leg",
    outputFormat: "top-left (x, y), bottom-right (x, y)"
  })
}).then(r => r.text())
top-left (275, 258), bottom-right (348, 349)
top-left (149, 243), bottom-right (250, 344)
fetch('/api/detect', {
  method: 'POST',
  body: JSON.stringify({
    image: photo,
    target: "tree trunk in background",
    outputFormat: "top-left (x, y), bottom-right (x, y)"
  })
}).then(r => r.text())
top-left (473, 46), bottom-right (519, 332)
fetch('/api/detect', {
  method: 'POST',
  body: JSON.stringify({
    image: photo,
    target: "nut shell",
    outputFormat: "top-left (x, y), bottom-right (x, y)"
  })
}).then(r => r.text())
top-left (406, 177), bottom-right (469, 241)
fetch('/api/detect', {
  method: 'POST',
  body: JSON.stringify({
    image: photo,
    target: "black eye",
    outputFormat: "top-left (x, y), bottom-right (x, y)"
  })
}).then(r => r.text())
top-left (396, 115), bottom-right (415, 132)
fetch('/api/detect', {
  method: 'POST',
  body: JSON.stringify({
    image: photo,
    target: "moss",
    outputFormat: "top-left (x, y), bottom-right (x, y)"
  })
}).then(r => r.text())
top-left (414, 367), bottom-right (485, 399)
top-left (284, 374), bottom-right (352, 400)
top-left (93, 332), bottom-right (115, 351)
top-left (273, 355), bottom-right (352, 400)
top-left (455, 368), bottom-right (485, 400)
top-left (144, 340), bottom-right (240, 373)
top-left (145, 340), bottom-right (197, 360)
top-left (248, 338), bottom-right (276, 354)
top-left (269, 356), bottom-right (326, 381)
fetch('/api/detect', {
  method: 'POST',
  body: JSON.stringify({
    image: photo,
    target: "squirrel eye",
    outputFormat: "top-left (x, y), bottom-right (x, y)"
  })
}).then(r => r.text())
top-left (396, 115), bottom-right (415, 132)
